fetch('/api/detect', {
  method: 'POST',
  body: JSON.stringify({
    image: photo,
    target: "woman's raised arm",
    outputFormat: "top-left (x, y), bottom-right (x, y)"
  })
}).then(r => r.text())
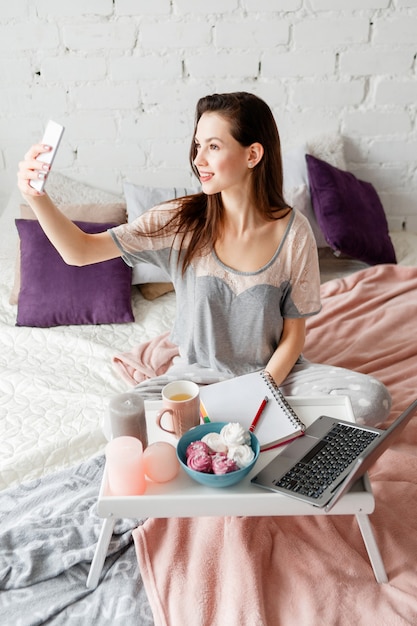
top-left (17, 143), bottom-right (121, 266)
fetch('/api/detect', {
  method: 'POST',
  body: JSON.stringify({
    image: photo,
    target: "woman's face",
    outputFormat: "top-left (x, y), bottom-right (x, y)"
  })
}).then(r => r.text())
top-left (193, 112), bottom-right (252, 196)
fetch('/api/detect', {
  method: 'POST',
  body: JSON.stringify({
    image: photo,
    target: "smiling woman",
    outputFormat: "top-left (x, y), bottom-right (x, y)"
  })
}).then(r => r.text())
top-left (193, 111), bottom-right (262, 194)
top-left (192, 110), bottom-right (287, 272)
top-left (17, 91), bottom-right (391, 426)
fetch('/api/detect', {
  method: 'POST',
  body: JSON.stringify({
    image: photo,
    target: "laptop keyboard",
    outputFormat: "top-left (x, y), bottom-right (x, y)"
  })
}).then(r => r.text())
top-left (274, 423), bottom-right (379, 499)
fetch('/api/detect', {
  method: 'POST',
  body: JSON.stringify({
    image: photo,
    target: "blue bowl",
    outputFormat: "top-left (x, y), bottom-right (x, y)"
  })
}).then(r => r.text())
top-left (176, 422), bottom-right (260, 488)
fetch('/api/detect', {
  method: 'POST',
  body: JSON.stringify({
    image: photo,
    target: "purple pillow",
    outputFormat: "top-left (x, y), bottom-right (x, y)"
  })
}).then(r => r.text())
top-left (15, 219), bottom-right (134, 327)
top-left (306, 154), bottom-right (396, 266)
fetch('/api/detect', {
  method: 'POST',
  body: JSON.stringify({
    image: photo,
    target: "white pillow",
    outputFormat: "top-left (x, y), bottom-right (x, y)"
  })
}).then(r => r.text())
top-left (1, 172), bottom-right (124, 261)
top-left (0, 189), bottom-right (21, 260)
top-left (282, 132), bottom-right (347, 248)
top-left (284, 183), bottom-right (325, 242)
top-left (123, 182), bottom-right (199, 284)
top-left (44, 171), bottom-right (124, 205)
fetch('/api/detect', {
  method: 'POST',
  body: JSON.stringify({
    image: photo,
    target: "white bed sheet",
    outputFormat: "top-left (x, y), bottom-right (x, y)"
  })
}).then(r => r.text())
top-left (1, 190), bottom-right (417, 491)
top-left (0, 192), bottom-right (176, 490)
top-left (0, 254), bottom-right (176, 490)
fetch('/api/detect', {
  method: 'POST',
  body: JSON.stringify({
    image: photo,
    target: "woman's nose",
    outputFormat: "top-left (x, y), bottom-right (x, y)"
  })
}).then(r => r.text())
top-left (194, 148), bottom-right (207, 167)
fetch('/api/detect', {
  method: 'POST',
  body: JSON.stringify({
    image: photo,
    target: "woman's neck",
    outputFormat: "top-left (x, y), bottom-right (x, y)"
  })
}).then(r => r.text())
top-left (220, 189), bottom-right (265, 236)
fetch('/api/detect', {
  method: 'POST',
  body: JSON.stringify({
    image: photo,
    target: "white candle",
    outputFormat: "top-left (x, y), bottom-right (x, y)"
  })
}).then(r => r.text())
top-left (105, 436), bottom-right (146, 496)
top-left (106, 392), bottom-right (148, 449)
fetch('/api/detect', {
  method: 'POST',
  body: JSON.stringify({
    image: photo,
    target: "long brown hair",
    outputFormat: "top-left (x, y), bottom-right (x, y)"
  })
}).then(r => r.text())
top-left (143, 92), bottom-right (288, 272)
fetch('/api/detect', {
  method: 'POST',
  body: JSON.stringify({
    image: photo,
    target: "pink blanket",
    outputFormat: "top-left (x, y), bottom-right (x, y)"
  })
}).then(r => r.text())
top-left (112, 330), bottom-right (179, 385)
top-left (133, 264), bottom-right (417, 626)
top-left (304, 264), bottom-right (417, 426)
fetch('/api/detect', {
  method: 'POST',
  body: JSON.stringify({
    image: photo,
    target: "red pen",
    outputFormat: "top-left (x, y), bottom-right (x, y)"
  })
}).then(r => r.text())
top-left (249, 396), bottom-right (269, 432)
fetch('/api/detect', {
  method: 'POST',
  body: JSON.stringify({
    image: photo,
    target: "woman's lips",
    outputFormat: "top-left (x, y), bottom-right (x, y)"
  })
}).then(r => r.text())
top-left (199, 172), bottom-right (213, 183)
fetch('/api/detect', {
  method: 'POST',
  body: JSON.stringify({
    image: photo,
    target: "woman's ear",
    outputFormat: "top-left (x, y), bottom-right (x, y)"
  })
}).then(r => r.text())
top-left (248, 143), bottom-right (264, 168)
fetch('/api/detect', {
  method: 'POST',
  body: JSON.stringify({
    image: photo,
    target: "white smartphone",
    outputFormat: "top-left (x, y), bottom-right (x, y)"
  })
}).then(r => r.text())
top-left (29, 120), bottom-right (65, 193)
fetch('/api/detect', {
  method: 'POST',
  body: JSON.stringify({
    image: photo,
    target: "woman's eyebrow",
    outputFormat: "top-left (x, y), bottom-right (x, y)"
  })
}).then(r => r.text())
top-left (195, 136), bottom-right (224, 144)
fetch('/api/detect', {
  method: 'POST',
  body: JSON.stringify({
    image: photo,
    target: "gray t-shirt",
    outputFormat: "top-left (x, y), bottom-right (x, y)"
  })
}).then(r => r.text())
top-left (110, 204), bottom-right (321, 376)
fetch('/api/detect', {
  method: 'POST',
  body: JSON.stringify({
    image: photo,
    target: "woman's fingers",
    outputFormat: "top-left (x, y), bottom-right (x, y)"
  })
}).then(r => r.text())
top-left (18, 143), bottom-right (52, 195)
top-left (24, 142), bottom-right (52, 161)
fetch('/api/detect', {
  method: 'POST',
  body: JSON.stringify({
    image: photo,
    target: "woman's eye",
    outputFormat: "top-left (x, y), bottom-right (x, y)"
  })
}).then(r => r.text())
top-left (210, 144), bottom-right (219, 150)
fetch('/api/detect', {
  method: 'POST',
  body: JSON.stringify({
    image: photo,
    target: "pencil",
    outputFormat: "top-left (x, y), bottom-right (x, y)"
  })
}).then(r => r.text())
top-left (249, 396), bottom-right (268, 432)
top-left (200, 400), bottom-right (210, 423)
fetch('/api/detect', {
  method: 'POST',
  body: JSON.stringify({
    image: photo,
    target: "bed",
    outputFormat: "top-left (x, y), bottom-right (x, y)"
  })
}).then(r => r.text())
top-left (1, 143), bottom-right (417, 624)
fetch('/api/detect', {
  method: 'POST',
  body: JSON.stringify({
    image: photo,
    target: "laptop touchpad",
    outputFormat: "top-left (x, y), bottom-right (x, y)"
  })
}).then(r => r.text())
top-left (280, 434), bottom-right (319, 461)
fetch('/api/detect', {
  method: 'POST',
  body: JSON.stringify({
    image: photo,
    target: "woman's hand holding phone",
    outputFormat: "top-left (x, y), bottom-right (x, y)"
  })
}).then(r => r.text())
top-left (18, 120), bottom-right (64, 196)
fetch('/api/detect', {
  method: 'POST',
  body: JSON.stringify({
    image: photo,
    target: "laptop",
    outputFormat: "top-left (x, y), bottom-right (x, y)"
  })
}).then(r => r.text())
top-left (251, 399), bottom-right (417, 512)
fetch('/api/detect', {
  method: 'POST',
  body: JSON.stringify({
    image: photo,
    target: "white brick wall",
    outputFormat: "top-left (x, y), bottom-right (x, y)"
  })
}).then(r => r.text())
top-left (0, 0), bottom-right (416, 226)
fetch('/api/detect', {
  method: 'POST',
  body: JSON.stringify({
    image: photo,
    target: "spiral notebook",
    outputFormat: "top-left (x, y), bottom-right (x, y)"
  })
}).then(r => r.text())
top-left (199, 371), bottom-right (306, 451)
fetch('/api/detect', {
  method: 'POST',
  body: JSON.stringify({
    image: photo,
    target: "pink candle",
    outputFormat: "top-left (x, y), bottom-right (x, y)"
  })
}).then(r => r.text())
top-left (143, 442), bottom-right (180, 483)
top-left (105, 436), bottom-right (146, 496)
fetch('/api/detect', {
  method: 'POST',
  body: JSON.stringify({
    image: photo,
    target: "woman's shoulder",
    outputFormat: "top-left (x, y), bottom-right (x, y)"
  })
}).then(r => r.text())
top-left (289, 208), bottom-right (317, 240)
top-left (110, 201), bottom-right (179, 242)
top-left (124, 201), bottom-right (180, 228)
top-left (144, 199), bottom-right (181, 216)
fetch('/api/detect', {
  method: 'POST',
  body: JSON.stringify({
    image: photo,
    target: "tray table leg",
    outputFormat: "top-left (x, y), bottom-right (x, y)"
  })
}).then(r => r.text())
top-left (355, 513), bottom-right (388, 584)
top-left (86, 517), bottom-right (116, 589)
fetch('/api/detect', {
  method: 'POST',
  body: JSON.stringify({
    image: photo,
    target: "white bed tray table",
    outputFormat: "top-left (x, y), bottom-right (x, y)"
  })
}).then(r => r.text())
top-left (87, 396), bottom-right (387, 589)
